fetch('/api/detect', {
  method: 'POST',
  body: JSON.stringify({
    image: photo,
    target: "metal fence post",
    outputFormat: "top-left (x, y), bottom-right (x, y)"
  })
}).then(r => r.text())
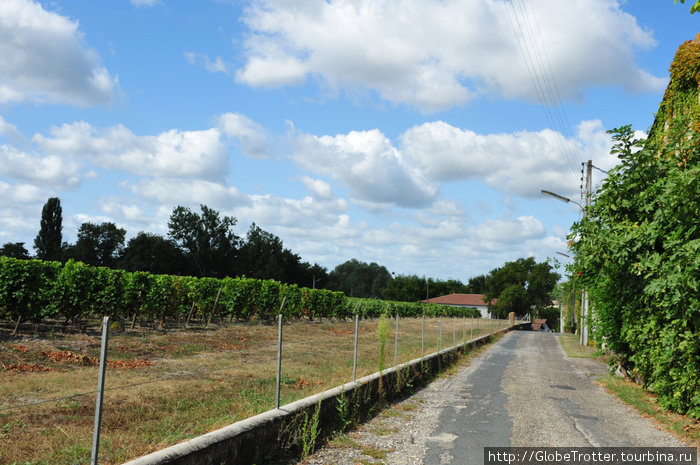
top-left (353, 314), bottom-right (359, 382)
top-left (394, 314), bottom-right (399, 367)
top-left (421, 314), bottom-right (425, 359)
top-left (90, 316), bottom-right (110, 465)
top-left (452, 317), bottom-right (456, 346)
top-left (439, 317), bottom-right (442, 352)
top-left (462, 317), bottom-right (465, 348)
top-left (275, 314), bottom-right (283, 409)
top-left (471, 316), bottom-right (473, 341)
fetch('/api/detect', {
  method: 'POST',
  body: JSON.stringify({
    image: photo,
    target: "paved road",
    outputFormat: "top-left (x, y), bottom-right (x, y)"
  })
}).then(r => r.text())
top-left (423, 331), bottom-right (687, 464)
top-left (304, 331), bottom-right (692, 465)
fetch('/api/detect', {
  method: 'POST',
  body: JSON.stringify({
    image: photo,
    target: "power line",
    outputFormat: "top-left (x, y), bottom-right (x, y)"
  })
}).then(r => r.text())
top-left (502, 0), bottom-right (583, 181)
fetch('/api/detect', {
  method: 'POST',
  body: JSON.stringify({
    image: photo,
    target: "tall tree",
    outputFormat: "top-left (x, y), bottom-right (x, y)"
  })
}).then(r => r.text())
top-left (327, 259), bottom-right (391, 298)
top-left (467, 274), bottom-right (487, 294)
top-left (66, 222), bottom-right (126, 267)
top-left (119, 232), bottom-right (191, 275)
top-left (0, 242), bottom-right (30, 259)
top-left (675, 0), bottom-right (700, 14)
top-left (239, 223), bottom-right (286, 280)
top-left (34, 197), bottom-right (63, 261)
top-left (167, 205), bottom-right (240, 277)
top-left (484, 257), bottom-right (559, 318)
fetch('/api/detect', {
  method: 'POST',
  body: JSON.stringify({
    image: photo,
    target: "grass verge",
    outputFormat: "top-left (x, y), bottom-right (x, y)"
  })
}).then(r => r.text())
top-left (558, 334), bottom-right (699, 448)
top-left (0, 317), bottom-right (506, 465)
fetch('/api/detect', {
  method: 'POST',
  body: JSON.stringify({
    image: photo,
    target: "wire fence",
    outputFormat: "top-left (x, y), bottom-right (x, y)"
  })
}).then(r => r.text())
top-left (0, 315), bottom-right (517, 465)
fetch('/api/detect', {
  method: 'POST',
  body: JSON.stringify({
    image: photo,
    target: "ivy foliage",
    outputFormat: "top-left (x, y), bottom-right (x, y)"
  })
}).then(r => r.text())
top-left (569, 37), bottom-right (700, 417)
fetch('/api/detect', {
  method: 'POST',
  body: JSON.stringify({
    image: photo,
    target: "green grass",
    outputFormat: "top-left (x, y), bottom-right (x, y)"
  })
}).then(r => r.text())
top-left (598, 375), bottom-right (699, 446)
top-left (0, 317), bottom-right (504, 465)
top-left (558, 335), bottom-right (698, 447)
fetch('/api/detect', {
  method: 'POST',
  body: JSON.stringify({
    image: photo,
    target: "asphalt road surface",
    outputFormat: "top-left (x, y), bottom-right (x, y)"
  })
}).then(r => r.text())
top-left (304, 331), bottom-right (693, 465)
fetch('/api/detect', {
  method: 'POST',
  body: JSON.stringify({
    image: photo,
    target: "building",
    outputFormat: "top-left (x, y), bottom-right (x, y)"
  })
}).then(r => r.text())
top-left (421, 293), bottom-right (494, 318)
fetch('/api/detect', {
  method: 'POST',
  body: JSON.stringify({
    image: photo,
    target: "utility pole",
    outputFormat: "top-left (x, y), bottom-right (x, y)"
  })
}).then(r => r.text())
top-left (581, 160), bottom-right (592, 346)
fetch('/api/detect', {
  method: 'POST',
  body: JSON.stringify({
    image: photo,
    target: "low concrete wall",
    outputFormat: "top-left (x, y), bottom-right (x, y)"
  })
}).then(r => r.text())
top-left (122, 327), bottom-right (514, 465)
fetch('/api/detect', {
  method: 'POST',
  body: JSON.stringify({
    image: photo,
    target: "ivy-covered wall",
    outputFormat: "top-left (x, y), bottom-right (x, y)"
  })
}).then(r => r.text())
top-left (570, 35), bottom-right (700, 418)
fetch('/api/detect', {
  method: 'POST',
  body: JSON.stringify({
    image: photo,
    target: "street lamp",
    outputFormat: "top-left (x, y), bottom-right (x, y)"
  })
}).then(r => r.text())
top-left (541, 189), bottom-right (589, 346)
top-left (540, 190), bottom-right (584, 211)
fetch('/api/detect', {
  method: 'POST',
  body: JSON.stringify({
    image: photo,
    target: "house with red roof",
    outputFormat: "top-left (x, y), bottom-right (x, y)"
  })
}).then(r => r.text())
top-left (421, 293), bottom-right (495, 318)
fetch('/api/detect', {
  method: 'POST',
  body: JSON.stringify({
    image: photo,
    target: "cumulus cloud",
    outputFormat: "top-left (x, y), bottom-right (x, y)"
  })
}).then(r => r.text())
top-left (235, 0), bottom-right (665, 111)
top-left (184, 52), bottom-right (230, 74)
top-left (34, 122), bottom-right (229, 181)
top-left (400, 119), bottom-right (612, 199)
top-left (0, 181), bottom-right (46, 205)
top-left (0, 0), bottom-right (118, 106)
top-left (129, 178), bottom-right (250, 208)
top-left (0, 144), bottom-right (81, 189)
top-left (131, 0), bottom-right (161, 7)
top-left (301, 176), bottom-right (334, 200)
top-left (293, 128), bottom-right (438, 207)
top-left (468, 216), bottom-right (545, 245)
top-left (217, 113), bottom-right (269, 158)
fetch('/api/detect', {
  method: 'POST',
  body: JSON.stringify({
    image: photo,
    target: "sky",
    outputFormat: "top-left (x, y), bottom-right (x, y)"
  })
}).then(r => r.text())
top-left (0, 0), bottom-right (697, 283)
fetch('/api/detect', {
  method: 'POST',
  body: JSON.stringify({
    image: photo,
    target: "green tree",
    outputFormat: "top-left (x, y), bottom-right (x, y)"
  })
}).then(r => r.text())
top-left (239, 223), bottom-right (287, 280)
top-left (327, 259), bottom-right (391, 298)
top-left (119, 232), bottom-right (191, 275)
top-left (66, 222), bottom-right (126, 268)
top-left (168, 205), bottom-right (240, 278)
top-left (570, 37), bottom-right (699, 417)
top-left (484, 257), bottom-right (560, 318)
top-left (675, 0), bottom-right (700, 14)
top-left (34, 197), bottom-right (63, 261)
top-left (0, 242), bottom-right (30, 259)
top-left (381, 274), bottom-right (468, 302)
top-left (466, 274), bottom-right (487, 293)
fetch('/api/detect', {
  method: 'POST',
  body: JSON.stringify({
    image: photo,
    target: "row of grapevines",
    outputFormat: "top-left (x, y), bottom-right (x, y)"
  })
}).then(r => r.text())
top-left (0, 257), bottom-right (480, 328)
top-left (0, 257), bottom-right (346, 327)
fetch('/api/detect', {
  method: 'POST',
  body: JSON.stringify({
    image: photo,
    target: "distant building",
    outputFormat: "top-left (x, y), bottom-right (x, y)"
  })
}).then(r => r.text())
top-left (421, 293), bottom-right (494, 318)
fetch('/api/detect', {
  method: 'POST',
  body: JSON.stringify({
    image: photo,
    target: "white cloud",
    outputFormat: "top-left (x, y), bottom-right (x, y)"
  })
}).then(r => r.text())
top-left (0, 116), bottom-right (24, 143)
top-left (184, 52), bottom-right (230, 74)
top-left (300, 176), bottom-right (333, 200)
top-left (217, 113), bottom-right (269, 158)
top-left (0, 144), bottom-right (81, 188)
top-left (469, 216), bottom-right (545, 245)
top-left (236, 0), bottom-right (665, 111)
top-left (400, 119), bottom-right (612, 199)
top-left (34, 122), bottom-right (229, 181)
top-left (129, 178), bottom-right (250, 208)
top-left (0, 181), bottom-right (46, 205)
top-left (0, 0), bottom-right (118, 106)
top-left (293, 128), bottom-right (438, 207)
top-left (131, 0), bottom-right (161, 7)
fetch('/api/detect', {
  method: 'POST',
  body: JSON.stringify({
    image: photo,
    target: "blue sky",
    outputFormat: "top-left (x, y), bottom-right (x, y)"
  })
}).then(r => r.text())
top-left (0, 0), bottom-right (697, 282)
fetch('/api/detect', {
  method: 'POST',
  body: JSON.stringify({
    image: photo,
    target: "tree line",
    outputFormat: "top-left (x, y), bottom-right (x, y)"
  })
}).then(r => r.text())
top-left (2, 200), bottom-right (327, 289)
top-left (1, 198), bottom-right (559, 317)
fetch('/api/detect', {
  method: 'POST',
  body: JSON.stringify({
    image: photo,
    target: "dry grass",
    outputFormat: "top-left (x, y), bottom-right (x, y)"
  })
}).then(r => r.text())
top-left (0, 317), bottom-right (503, 465)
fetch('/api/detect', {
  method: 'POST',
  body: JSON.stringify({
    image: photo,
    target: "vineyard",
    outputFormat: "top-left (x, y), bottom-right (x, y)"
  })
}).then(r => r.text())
top-left (0, 257), bottom-right (480, 332)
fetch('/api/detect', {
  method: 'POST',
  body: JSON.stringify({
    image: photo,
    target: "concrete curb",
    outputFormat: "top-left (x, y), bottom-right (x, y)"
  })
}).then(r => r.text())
top-left (122, 325), bottom-right (524, 465)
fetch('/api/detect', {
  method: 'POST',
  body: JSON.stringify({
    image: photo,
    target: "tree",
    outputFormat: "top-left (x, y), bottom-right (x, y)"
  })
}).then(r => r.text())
top-left (569, 37), bottom-right (699, 417)
top-left (66, 222), bottom-right (126, 268)
top-left (381, 274), bottom-right (468, 302)
top-left (675, 0), bottom-right (700, 14)
top-left (167, 205), bottom-right (240, 278)
top-left (34, 197), bottom-right (63, 261)
top-left (466, 274), bottom-right (487, 294)
top-left (119, 232), bottom-right (191, 276)
top-left (239, 223), bottom-right (287, 280)
top-left (484, 257), bottom-right (559, 318)
top-left (327, 259), bottom-right (391, 298)
top-left (0, 242), bottom-right (30, 260)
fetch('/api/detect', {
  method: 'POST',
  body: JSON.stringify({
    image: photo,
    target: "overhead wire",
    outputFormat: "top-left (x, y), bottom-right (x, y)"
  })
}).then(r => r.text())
top-left (502, 0), bottom-right (584, 183)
